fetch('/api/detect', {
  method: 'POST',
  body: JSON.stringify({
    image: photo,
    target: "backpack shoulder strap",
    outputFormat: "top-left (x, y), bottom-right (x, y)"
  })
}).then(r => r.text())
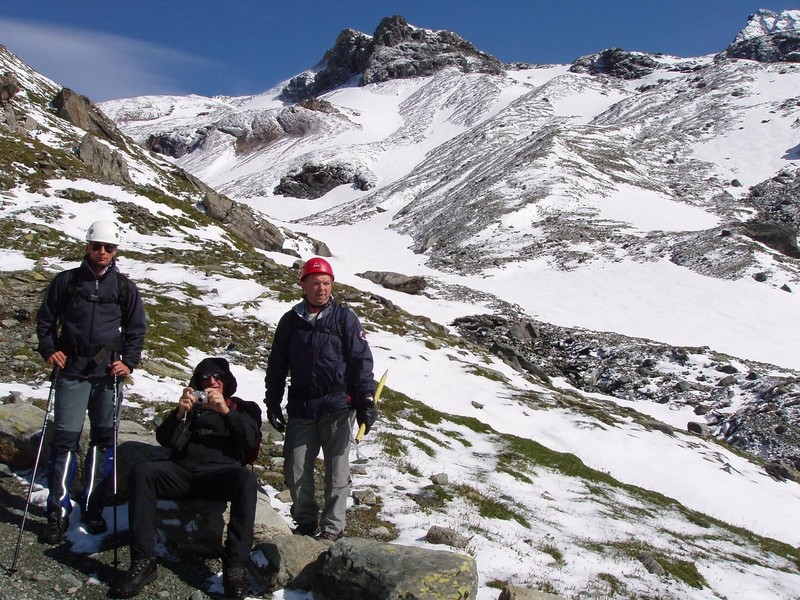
top-left (116, 271), bottom-right (131, 329)
top-left (58, 267), bottom-right (82, 317)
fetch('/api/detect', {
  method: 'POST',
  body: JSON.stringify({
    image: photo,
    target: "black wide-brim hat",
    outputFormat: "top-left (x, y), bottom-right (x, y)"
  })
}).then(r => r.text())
top-left (189, 357), bottom-right (237, 397)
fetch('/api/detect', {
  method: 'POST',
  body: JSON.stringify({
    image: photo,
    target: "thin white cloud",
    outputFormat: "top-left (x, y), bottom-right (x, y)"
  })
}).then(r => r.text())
top-left (0, 17), bottom-right (224, 101)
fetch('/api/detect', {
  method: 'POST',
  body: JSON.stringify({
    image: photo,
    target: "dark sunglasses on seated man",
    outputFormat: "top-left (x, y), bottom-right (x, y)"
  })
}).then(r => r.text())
top-left (90, 242), bottom-right (118, 253)
top-left (200, 372), bottom-right (224, 383)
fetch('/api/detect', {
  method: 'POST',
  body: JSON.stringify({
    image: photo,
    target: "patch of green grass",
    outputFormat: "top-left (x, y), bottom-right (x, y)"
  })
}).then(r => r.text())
top-left (541, 544), bottom-right (565, 564)
top-left (467, 365), bottom-right (509, 383)
top-left (453, 483), bottom-right (530, 528)
top-left (596, 572), bottom-right (624, 596)
top-left (410, 436), bottom-right (436, 457)
top-left (660, 556), bottom-right (706, 589)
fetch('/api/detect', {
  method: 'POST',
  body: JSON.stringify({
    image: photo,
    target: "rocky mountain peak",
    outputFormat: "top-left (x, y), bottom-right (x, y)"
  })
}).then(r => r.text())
top-left (280, 15), bottom-right (504, 102)
top-left (719, 8), bottom-right (800, 62)
top-left (569, 47), bottom-right (660, 79)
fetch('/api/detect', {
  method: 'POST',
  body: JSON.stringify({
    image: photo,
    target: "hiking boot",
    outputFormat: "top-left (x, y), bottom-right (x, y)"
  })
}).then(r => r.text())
top-left (40, 512), bottom-right (69, 545)
top-left (293, 521), bottom-right (320, 537)
top-left (223, 565), bottom-right (247, 599)
top-left (81, 512), bottom-right (107, 535)
top-left (109, 557), bottom-right (158, 598)
top-left (317, 530), bottom-right (342, 542)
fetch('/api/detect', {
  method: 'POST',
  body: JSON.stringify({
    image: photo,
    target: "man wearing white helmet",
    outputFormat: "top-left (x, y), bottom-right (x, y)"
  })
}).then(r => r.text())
top-left (36, 219), bottom-right (147, 544)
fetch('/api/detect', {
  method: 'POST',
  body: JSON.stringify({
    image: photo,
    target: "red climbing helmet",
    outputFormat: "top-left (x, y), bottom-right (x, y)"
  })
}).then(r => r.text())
top-left (300, 257), bottom-right (335, 281)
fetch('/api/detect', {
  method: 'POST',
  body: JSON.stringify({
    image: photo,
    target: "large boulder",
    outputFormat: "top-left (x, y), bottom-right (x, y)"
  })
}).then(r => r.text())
top-left (52, 88), bottom-right (126, 145)
top-left (77, 133), bottom-right (133, 186)
top-left (358, 271), bottom-right (426, 295)
top-left (313, 537), bottom-right (478, 600)
top-left (254, 533), bottom-right (330, 591)
top-left (0, 401), bottom-right (52, 469)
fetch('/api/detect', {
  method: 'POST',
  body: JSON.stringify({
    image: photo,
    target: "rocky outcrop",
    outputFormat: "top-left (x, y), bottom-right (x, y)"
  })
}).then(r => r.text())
top-left (202, 187), bottom-right (285, 251)
top-left (52, 88), bottom-right (126, 145)
top-left (738, 168), bottom-right (800, 258)
top-left (569, 48), bottom-right (659, 79)
top-left (0, 73), bottom-right (21, 106)
top-left (76, 133), bottom-right (133, 186)
top-left (452, 313), bottom-right (800, 472)
top-left (281, 15), bottom-right (504, 102)
top-left (719, 9), bottom-right (800, 62)
top-left (175, 168), bottom-right (286, 251)
top-left (274, 162), bottom-right (373, 199)
top-left (358, 271), bottom-right (427, 295)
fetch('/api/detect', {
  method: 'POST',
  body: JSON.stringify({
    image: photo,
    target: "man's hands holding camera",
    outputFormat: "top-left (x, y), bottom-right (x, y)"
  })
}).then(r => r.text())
top-left (177, 387), bottom-right (229, 419)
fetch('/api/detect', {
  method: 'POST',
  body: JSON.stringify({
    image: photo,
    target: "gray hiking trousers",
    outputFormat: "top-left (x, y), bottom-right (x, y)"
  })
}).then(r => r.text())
top-left (284, 409), bottom-right (354, 535)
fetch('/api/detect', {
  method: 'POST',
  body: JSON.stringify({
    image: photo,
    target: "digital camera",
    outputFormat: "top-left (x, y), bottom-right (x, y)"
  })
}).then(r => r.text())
top-left (191, 390), bottom-right (208, 404)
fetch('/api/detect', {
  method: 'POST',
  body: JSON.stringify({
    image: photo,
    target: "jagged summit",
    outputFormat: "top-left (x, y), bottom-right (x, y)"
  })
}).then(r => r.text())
top-left (720, 8), bottom-right (800, 62)
top-left (280, 15), bottom-right (504, 102)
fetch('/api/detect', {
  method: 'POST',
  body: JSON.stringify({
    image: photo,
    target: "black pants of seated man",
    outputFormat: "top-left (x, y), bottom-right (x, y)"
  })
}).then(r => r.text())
top-left (128, 461), bottom-right (258, 567)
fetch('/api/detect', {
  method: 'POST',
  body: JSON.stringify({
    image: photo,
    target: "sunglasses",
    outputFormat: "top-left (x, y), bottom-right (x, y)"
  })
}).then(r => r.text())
top-left (200, 372), bottom-right (223, 382)
top-left (90, 242), bottom-right (118, 253)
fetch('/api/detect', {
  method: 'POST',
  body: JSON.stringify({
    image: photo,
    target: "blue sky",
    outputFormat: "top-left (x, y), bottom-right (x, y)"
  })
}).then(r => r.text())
top-left (0, 1), bottom-right (794, 101)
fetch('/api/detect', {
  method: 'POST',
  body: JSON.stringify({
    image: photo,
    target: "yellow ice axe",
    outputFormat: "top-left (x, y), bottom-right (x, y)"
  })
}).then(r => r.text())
top-left (356, 369), bottom-right (387, 442)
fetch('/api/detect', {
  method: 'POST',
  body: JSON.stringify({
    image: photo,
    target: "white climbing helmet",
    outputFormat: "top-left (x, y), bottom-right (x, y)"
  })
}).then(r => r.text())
top-left (85, 220), bottom-right (121, 245)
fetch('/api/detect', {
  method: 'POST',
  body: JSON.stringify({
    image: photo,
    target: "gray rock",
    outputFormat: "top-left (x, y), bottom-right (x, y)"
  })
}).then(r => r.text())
top-left (570, 48), bottom-right (659, 79)
top-left (254, 533), bottom-right (328, 591)
top-left (358, 271), bottom-right (427, 295)
top-left (425, 525), bottom-right (470, 549)
top-left (52, 87), bottom-right (125, 145)
top-left (313, 537), bottom-right (478, 600)
top-left (77, 133), bottom-right (133, 186)
top-left (497, 584), bottom-right (566, 599)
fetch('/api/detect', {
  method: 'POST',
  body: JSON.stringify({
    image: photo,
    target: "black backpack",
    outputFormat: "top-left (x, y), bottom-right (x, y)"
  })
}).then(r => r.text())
top-left (229, 397), bottom-right (263, 465)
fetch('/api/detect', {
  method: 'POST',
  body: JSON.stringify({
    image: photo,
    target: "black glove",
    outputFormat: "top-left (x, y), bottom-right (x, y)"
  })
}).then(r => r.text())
top-left (267, 404), bottom-right (286, 433)
top-left (356, 399), bottom-right (378, 436)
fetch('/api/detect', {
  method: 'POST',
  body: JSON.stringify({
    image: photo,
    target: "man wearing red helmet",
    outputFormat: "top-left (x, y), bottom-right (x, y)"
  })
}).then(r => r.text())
top-left (265, 257), bottom-right (377, 541)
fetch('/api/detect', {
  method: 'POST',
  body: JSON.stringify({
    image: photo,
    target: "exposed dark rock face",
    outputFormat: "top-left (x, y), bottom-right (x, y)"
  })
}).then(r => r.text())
top-left (77, 133), bottom-right (133, 186)
top-left (717, 10), bottom-right (800, 63)
top-left (452, 313), bottom-right (800, 471)
top-left (146, 129), bottom-right (209, 158)
top-left (274, 162), bottom-right (372, 199)
top-left (176, 168), bottom-right (285, 251)
top-left (0, 73), bottom-right (21, 105)
top-left (737, 168), bottom-right (800, 258)
top-left (281, 15), bottom-right (504, 102)
top-left (569, 48), bottom-right (659, 79)
top-left (723, 32), bottom-right (800, 62)
top-left (52, 88), bottom-right (126, 145)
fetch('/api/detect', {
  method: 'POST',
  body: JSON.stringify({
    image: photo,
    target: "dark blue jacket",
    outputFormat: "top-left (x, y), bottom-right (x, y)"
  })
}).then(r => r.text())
top-left (265, 297), bottom-right (375, 419)
top-left (36, 257), bottom-right (147, 378)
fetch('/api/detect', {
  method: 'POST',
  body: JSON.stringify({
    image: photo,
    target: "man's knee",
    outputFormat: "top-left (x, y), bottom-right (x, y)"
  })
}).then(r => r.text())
top-left (50, 430), bottom-right (81, 452)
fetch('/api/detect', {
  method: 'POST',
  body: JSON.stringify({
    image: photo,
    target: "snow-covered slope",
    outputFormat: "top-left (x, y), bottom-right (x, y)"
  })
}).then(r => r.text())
top-left (101, 11), bottom-right (800, 373)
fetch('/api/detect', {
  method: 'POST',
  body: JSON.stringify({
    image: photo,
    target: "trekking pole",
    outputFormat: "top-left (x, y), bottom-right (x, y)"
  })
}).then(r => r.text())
top-left (111, 356), bottom-right (121, 569)
top-left (10, 365), bottom-right (60, 573)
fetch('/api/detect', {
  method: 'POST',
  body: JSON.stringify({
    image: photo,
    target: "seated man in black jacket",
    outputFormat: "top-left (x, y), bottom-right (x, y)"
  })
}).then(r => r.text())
top-left (110, 357), bottom-right (261, 599)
